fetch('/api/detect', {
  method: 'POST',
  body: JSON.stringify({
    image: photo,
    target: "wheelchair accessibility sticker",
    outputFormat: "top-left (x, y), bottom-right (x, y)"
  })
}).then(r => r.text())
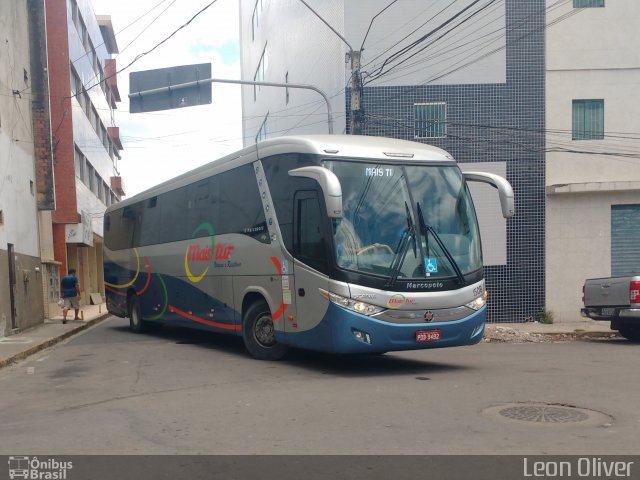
top-left (425, 258), bottom-right (438, 274)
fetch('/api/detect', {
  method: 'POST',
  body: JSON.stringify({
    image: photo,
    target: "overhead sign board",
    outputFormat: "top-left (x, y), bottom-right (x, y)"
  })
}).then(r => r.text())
top-left (129, 63), bottom-right (212, 113)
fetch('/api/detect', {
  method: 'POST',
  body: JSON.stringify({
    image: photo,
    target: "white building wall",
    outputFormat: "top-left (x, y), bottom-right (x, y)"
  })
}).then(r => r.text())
top-left (0, 3), bottom-right (40, 258)
top-left (546, 0), bottom-right (640, 322)
top-left (239, 0), bottom-right (506, 144)
top-left (546, 190), bottom-right (639, 323)
top-left (0, 0), bottom-right (45, 334)
top-left (240, 0), bottom-right (347, 144)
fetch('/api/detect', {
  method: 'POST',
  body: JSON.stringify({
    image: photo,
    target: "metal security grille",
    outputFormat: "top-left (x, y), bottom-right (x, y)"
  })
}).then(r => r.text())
top-left (414, 102), bottom-right (446, 139)
top-left (611, 204), bottom-right (640, 276)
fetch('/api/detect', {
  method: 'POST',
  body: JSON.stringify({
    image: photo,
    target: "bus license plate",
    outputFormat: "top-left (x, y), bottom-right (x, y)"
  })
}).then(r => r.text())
top-left (416, 330), bottom-right (441, 342)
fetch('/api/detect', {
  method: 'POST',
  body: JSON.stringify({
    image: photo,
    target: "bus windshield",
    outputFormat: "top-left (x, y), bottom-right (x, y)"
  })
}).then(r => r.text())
top-left (323, 160), bottom-right (482, 281)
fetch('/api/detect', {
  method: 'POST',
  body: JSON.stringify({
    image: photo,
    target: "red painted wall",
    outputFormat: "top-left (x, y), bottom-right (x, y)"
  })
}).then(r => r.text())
top-left (45, 0), bottom-right (77, 227)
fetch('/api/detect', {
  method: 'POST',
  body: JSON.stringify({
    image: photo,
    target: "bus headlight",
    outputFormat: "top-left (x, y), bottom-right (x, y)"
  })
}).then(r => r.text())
top-left (465, 295), bottom-right (486, 311)
top-left (319, 289), bottom-right (385, 316)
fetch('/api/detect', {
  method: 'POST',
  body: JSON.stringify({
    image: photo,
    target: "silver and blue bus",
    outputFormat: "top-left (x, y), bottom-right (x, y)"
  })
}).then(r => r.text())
top-left (104, 135), bottom-right (514, 359)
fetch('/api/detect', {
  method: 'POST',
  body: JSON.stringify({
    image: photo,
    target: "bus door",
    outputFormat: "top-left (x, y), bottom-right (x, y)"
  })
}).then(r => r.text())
top-left (291, 191), bottom-right (331, 334)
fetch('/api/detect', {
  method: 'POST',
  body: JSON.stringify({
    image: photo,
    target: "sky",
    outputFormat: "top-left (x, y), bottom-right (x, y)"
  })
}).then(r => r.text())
top-left (90, 0), bottom-right (243, 198)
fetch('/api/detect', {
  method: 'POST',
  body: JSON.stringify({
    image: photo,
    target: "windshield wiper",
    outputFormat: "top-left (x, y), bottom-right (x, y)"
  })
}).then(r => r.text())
top-left (416, 202), bottom-right (465, 285)
top-left (385, 202), bottom-right (416, 288)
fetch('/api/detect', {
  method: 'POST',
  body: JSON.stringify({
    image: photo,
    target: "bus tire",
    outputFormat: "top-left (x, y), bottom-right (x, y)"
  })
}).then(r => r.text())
top-left (128, 295), bottom-right (147, 333)
top-left (242, 300), bottom-right (288, 360)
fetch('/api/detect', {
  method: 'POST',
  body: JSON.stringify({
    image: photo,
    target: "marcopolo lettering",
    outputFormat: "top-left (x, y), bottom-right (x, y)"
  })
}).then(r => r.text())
top-left (406, 282), bottom-right (444, 289)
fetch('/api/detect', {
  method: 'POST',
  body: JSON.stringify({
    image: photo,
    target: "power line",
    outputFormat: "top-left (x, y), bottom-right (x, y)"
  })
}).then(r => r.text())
top-left (361, 0), bottom-right (460, 70)
top-left (70, 0), bottom-right (175, 67)
top-left (364, 0), bottom-right (572, 86)
top-left (360, 0), bottom-right (400, 52)
top-left (363, 113), bottom-right (640, 162)
top-left (418, 7), bottom-right (579, 86)
top-left (364, 0), bottom-right (506, 84)
top-left (74, 0), bottom-right (219, 99)
top-left (118, 0), bottom-right (178, 55)
top-left (366, 0), bottom-right (488, 82)
top-left (359, 0), bottom-right (577, 110)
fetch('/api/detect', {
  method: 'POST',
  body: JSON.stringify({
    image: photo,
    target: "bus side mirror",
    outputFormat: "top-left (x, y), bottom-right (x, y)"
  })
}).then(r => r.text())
top-left (288, 166), bottom-right (343, 218)
top-left (463, 171), bottom-right (515, 218)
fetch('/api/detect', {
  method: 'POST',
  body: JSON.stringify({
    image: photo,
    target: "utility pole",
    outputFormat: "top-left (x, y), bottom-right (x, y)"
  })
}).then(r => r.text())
top-left (348, 50), bottom-right (363, 135)
top-left (298, 0), bottom-right (363, 135)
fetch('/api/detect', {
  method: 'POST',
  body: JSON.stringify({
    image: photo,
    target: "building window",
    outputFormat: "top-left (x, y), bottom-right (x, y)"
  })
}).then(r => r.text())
top-left (70, 66), bottom-right (82, 97)
top-left (83, 91), bottom-right (91, 117)
top-left (97, 174), bottom-right (103, 199)
top-left (285, 71), bottom-right (289, 104)
top-left (414, 102), bottom-right (447, 138)
top-left (256, 114), bottom-right (268, 143)
top-left (574, 0), bottom-right (604, 7)
top-left (69, 0), bottom-right (81, 33)
top-left (253, 44), bottom-right (268, 101)
top-left (572, 99), bottom-right (604, 140)
top-left (251, 0), bottom-right (263, 41)
top-left (74, 146), bottom-right (84, 179)
top-left (86, 162), bottom-right (94, 192)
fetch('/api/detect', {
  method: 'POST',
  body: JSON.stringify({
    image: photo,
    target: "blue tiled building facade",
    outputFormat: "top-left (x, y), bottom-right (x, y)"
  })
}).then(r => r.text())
top-left (351, 1), bottom-right (545, 322)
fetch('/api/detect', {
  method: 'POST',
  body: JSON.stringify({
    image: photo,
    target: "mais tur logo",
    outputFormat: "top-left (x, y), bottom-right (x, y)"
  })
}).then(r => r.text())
top-left (184, 223), bottom-right (235, 283)
top-left (386, 294), bottom-right (417, 309)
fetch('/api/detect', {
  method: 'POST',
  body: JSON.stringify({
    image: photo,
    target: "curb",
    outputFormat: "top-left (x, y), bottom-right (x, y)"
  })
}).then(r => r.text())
top-left (483, 330), bottom-right (620, 343)
top-left (0, 314), bottom-right (111, 370)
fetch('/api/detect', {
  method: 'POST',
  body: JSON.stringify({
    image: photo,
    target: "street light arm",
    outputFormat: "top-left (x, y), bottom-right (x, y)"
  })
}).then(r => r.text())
top-left (128, 77), bottom-right (334, 134)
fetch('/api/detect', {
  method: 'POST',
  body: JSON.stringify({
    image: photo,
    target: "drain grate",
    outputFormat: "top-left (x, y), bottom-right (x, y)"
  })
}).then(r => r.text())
top-left (483, 403), bottom-right (613, 427)
top-left (499, 404), bottom-right (588, 423)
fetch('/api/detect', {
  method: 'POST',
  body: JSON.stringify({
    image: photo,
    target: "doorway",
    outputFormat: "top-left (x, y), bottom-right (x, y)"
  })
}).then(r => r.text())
top-left (7, 243), bottom-right (17, 330)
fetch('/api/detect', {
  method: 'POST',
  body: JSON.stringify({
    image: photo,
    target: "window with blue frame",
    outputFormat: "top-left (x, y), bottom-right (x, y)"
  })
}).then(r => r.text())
top-left (414, 102), bottom-right (447, 139)
top-left (572, 99), bottom-right (604, 140)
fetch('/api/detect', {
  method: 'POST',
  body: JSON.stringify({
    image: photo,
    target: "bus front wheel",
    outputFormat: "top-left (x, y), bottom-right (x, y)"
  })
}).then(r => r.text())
top-left (242, 301), bottom-right (288, 360)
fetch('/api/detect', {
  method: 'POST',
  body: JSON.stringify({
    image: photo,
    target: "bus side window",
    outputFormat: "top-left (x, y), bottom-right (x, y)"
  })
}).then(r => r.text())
top-left (294, 191), bottom-right (328, 274)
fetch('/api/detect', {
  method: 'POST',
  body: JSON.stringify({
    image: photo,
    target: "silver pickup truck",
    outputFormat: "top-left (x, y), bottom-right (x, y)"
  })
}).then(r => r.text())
top-left (581, 276), bottom-right (640, 341)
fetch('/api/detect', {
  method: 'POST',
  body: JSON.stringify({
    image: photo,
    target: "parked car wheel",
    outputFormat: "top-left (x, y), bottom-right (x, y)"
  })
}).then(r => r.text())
top-left (618, 325), bottom-right (640, 342)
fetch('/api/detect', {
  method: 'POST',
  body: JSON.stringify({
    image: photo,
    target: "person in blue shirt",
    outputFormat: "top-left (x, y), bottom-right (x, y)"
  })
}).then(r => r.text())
top-left (60, 268), bottom-right (81, 324)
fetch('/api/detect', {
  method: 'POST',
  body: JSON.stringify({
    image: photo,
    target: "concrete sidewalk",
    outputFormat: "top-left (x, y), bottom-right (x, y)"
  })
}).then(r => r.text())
top-left (0, 303), bottom-right (111, 369)
top-left (484, 317), bottom-right (619, 342)
top-left (0, 307), bottom-right (617, 369)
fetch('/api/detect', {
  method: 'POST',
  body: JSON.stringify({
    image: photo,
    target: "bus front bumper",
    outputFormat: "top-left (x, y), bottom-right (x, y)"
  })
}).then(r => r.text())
top-left (286, 302), bottom-right (486, 354)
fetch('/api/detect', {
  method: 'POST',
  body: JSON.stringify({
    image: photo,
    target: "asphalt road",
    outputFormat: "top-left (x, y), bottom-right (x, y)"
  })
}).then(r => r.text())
top-left (0, 316), bottom-right (638, 455)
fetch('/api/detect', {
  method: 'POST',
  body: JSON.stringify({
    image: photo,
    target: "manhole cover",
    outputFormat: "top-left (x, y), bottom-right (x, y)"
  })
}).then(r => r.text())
top-left (483, 403), bottom-right (613, 426)
top-left (500, 404), bottom-right (588, 423)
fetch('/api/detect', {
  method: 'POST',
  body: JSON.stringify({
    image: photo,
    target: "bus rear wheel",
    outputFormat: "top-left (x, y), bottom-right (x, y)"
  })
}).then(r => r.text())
top-left (128, 295), bottom-right (147, 333)
top-left (242, 300), bottom-right (288, 360)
